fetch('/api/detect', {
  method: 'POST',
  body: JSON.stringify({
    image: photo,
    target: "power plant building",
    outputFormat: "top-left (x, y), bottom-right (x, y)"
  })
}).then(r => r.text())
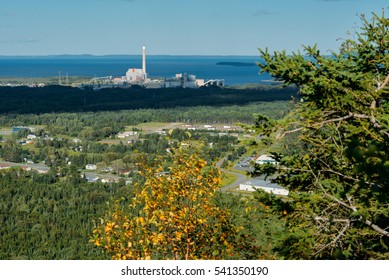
top-left (121, 46), bottom-right (223, 88)
top-left (76, 46), bottom-right (224, 89)
top-left (163, 73), bottom-right (205, 88)
top-left (125, 68), bottom-right (147, 83)
top-left (124, 46), bottom-right (148, 83)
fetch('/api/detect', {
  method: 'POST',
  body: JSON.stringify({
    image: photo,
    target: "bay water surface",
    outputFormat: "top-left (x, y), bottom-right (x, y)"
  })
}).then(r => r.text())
top-left (0, 55), bottom-right (273, 85)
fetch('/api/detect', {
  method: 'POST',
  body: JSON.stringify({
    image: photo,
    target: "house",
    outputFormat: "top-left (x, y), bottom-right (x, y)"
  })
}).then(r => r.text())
top-left (0, 164), bottom-right (11, 170)
top-left (101, 178), bottom-right (117, 183)
top-left (125, 179), bottom-right (132, 185)
top-left (34, 168), bottom-right (49, 174)
top-left (255, 155), bottom-right (277, 165)
top-left (155, 130), bottom-right (167, 135)
top-left (84, 174), bottom-right (99, 183)
top-left (101, 167), bottom-right (113, 173)
top-left (85, 164), bottom-right (97, 170)
top-left (117, 131), bottom-right (138, 139)
top-left (118, 170), bottom-right (131, 176)
top-left (21, 166), bottom-right (32, 172)
top-left (239, 177), bottom-right (289, 196)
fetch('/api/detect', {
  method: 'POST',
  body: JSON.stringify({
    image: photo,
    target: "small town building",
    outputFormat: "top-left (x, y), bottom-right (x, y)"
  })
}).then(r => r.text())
top-left (101, 178), bottom-right (117, 183)
top-left (85, 164), bottom-right (97, 170)
top-left (12, 126), bottom-right (29, 133)
top-left (255, 155), bottom-right (277, 165)
top-left (239, 177), bottom-right (289, 196)
top-left (0, 164), bottom-right (11, 170)
top-left (117, 131), bottom-right (138, 139)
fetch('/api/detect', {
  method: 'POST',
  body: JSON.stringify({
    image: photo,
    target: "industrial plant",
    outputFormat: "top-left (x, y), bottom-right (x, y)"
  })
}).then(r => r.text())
top-left (75, 46), bottom-right (224, 90)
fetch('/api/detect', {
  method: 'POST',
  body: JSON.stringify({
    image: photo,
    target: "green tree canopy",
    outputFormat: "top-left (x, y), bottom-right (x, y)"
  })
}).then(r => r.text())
top-left (254, 11), bottom-right (388, 259)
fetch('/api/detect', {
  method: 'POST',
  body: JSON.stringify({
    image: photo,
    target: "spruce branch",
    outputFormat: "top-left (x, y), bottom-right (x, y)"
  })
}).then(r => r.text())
top-left (277, 111), bottom-right (388, 140)
top-left (307, 164), bottom-right (389, 238)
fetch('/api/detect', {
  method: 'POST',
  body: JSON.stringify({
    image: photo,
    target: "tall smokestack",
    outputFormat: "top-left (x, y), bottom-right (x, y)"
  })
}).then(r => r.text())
top-left (142, 46), bottom-right (147, 79)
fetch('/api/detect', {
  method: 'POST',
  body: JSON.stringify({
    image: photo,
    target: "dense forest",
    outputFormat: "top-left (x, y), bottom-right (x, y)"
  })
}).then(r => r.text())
top-left (0, 101), bottom-right (291, 133)
top-left (0, 169), bottom-right (128, 259)
top-left (0, 85), bottom-right (297, 114)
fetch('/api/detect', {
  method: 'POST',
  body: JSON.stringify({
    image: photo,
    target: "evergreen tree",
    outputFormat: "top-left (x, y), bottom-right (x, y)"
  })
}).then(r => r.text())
top-left (253, 11), bottom-right (389, 259)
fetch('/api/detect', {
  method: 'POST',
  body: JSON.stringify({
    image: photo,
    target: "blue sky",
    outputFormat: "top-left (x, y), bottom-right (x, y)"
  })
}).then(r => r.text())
top-left (0, 0), bottom-right (387, 55)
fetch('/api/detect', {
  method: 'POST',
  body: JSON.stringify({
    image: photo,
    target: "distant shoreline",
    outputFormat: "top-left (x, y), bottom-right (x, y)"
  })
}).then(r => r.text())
top-left (216, 62), bottom-right (257, 67)
top-left (0, 56), bottom-right (266, 85)
top-left (0, 54), bottom-right (259, 59)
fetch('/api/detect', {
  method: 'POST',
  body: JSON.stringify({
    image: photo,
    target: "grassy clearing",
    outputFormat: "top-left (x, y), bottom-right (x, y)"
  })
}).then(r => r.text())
top-left (126, 122), bottom-right (184, 132)
top-left (220, 171), bottom-right (238, 187)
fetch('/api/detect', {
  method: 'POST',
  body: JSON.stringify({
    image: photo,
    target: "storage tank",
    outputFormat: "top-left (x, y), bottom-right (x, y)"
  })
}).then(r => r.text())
top-left (187, 75), bottom-right (196, 81)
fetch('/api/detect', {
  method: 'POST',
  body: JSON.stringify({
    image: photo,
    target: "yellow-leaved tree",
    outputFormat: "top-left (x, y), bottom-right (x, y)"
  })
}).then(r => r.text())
top-left (91, 149), bottom-right (238, 260)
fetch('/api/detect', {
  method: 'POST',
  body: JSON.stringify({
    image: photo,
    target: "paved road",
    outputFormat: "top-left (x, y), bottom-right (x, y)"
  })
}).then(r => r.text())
top-left (215, 157), bottom-right (249, 192)
top-left (220, 169), bottom-right (248, 191)
top-left (0, 160), bottom-right (50, 171)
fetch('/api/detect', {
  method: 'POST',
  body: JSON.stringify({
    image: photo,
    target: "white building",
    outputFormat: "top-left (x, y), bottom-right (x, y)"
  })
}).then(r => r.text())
top-left (123, 46), bottom-right (148, 84)
top-left (101, 178), bottom-right (116, 183)
top-left (86, 164), bottom-right (97, 171)
top-left (76, 46), bottom-right (222, 89)
top-left (255, 154), bottom-right (277, 165)
top-left (125, 68), bottom-right (146, 83)
top-left (117, 131), bottom-right (138, 139)
top-left (239, 178), bottom-right (289, 196)
top-left (161, 73), bottom-right (206, 88)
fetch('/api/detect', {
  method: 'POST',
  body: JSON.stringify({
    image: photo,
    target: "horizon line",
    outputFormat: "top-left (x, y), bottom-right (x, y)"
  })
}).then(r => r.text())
top-left (0, 53), bottom-right (260, 57)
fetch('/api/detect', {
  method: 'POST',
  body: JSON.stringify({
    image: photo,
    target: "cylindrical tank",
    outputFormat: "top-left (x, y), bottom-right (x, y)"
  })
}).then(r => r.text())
top-left (188, 75), bottom-right (196, 81)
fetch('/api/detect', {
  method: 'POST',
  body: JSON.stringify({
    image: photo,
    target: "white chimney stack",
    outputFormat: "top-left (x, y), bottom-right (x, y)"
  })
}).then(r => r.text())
top-left (142, 46), bottom-right (147, 79)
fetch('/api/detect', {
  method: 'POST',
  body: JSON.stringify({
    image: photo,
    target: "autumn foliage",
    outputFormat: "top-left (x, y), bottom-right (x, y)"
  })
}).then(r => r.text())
top-left (91, 149), bottom-right (237, 260)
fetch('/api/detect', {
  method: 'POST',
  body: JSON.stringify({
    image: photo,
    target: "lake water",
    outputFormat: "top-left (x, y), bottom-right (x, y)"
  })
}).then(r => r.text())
top-left (0, 55), bottom-right (273, 85)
